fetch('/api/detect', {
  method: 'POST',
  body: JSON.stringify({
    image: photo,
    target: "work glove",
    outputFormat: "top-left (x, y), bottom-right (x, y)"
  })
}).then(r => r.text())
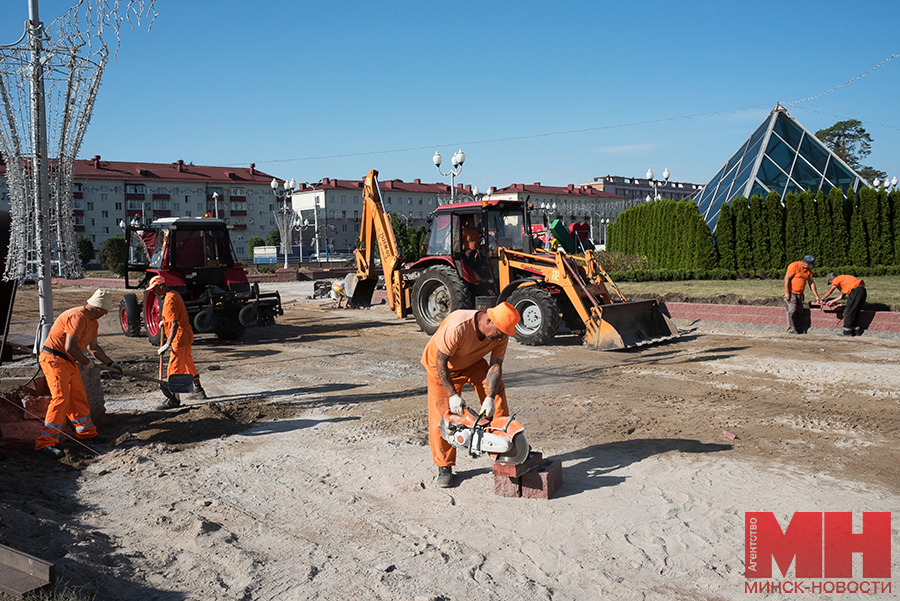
top-left (449, 394), bottom-right (465, 415)
top-left (108, 362), bottom-right (124, 380)
top-left (480, 396), bottom-right (495, 418)
top-left (157, 343), bottom-right (171, 356)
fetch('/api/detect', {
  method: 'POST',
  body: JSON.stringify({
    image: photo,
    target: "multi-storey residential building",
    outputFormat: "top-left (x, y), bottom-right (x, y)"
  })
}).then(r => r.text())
top-left (580, 174), bottom-right (703, 204)
top-left (0, 155), bottom-right (284, 260)
top-left (290, 177), bottom-right (464, 256)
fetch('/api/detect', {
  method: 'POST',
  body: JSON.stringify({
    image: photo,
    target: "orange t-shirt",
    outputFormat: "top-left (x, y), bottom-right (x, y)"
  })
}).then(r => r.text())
top-left (786, 261), bottom-right (813, 294)
top-left (461, 222), bottom-right (480, 251)
top-left (43, 306), bottom-right (98, 358)
top-left (831, 275), bottom-right (864, 295)
top-left (161, 290), bottom-right (193, 345)
top-left (421, 310), bottom-right (507, 376)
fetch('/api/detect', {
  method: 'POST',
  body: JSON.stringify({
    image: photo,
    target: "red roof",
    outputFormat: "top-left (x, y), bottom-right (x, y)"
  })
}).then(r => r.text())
top-left (491, 182), bottom-right (623, 199)
top-left (0, 155), bottom-right (280, 185)
top-left (297, 177), bottom-right (452, 194)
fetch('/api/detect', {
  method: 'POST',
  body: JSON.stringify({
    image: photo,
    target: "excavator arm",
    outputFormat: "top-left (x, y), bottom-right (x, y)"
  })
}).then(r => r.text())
top-left (347, 169), bottom-right (410, 316)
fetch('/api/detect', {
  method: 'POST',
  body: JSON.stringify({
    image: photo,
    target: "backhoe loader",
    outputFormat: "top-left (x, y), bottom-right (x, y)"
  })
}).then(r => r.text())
top-left (347, 169), bottom-right (678, 350)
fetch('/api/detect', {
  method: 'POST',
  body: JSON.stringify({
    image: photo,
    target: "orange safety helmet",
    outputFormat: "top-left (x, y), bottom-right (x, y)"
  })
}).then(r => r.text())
top-left (486, 302), bottom-right (520, 336)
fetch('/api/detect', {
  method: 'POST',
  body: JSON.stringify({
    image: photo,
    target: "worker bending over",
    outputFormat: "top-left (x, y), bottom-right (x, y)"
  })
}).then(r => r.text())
top-left (421, 302), bottom-right (520, 488)
top-left (783, 254), bottom-right (820, 334)
top-left (36, 289), bottom-right (123, 459)
top-left (820, 272), bottom-right (867, 336)
top-left (148, 275), bottom-right (206, 408)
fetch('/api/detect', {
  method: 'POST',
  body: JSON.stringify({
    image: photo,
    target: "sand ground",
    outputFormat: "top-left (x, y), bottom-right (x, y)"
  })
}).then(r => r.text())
top-left (0, 281), bottom-right (898, 600)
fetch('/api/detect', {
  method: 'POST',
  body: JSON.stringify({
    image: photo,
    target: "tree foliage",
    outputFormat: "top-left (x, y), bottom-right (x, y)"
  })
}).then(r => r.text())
top-left (76, 235), bottom-right (95, 267)
top-left (101, 236), bottom-right (128, 276)
top-left (815, 119), bottom-right (885, 181)
top-left (247, 236), bottom-right (265, 258)
top-left (266, 229), bottom-right (280, 247)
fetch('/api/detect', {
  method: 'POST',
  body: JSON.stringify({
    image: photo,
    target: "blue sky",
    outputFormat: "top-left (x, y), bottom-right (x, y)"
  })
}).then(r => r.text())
top-left (3, 1), bottom-right (899, 191)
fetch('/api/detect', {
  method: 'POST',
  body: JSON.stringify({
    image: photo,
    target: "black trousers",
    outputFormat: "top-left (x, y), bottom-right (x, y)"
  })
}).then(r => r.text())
top-left (843, 285), bottom-right (867, 331)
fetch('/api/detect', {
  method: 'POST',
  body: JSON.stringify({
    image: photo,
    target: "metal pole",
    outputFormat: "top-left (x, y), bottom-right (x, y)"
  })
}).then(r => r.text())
top-left (29, 0), bottom-right (54, 348)
top-left (314, 198), bottom-right (320, 260)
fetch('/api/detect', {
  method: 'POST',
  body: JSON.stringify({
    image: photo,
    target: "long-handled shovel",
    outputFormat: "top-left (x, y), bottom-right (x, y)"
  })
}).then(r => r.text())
top-left (97, 363), bottom-right (193, 401)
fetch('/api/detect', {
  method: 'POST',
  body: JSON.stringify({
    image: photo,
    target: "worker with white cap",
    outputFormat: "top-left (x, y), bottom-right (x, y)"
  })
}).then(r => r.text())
top-left (147, 275), bottom-right (205, 407)
top-left (35, 289), bottom-right (123, 459)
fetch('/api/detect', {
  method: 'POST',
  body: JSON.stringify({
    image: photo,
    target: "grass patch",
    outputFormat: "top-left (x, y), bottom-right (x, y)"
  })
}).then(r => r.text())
top-left (617, 275), bottom-right (900, 310)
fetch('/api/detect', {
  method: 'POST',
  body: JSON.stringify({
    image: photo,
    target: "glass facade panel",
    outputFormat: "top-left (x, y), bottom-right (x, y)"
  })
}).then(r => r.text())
top-left (790, 155), bottom-right (823, 191)
top-left (728, 169), bottom-right (753, 201)
top-left (783, 181), bottom-right (803, 197)
top-left (772, 112), bottom-right (803, 150)
top-left (824, 156), bottom-right (855, 190)
top-left (798, 133), bottom-right (830, 173)
top-left (695, 166), bottom-right (726, 218)
top-left (748, 182), bottom-right (769, 201)
top-left (757, 156), bottom-right (789, 192)
top-left (765, 134), bottom-right (795, 169)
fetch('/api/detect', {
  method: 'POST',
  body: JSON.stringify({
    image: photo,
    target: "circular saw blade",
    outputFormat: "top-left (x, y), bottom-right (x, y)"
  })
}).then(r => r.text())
top-left (496, 432), bottom-right (530, 464)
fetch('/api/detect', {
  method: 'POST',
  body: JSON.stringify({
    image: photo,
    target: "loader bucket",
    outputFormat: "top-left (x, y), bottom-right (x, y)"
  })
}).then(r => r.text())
top-left (346, 273), bottom-right (377, 308)
top-left (583, 299), bottom-right (679, 350)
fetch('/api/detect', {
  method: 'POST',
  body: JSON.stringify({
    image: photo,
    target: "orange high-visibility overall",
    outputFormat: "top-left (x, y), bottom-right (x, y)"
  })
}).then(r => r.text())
top-left (421, 310), bottom-right (509, 467)
top-left (36, 307), bottom-right (99, 450)
top-left (161, 290), bottom-right (198, 378)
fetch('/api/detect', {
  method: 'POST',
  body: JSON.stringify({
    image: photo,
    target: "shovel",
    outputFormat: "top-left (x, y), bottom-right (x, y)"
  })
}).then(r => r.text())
top-left (96, 363), bottom-right (193, 401)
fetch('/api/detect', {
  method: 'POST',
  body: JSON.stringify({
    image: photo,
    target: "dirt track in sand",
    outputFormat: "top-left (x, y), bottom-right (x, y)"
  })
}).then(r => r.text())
top-left (0, 282), bottom-right (898, 600)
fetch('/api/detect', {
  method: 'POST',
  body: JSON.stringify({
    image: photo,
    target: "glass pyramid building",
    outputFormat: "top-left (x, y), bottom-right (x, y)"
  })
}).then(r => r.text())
top-left (694, 105), bottom-right (868, 230)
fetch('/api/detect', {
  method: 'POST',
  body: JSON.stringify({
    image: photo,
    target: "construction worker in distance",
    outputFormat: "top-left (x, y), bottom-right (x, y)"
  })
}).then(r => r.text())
top-left (783, 254), bottom-right (820, 334)
top-left (819, 272), bottom-right (867, 336)
top-left (147, 275), bottom-right (206, 408)
top-left (330, 280), bottom-right (350, 309)
top-left (421, 302), bottom-right (520, 488)
top-left (35, 289), bottom-right (123, 460)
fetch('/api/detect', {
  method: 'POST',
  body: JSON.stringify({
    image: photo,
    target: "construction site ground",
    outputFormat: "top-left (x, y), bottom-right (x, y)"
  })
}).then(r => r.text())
top-left (1, 281), bottom-right (898, 600)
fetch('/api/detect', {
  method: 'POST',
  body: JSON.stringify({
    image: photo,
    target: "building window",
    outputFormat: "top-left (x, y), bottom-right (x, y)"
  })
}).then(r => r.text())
top-left (102, 226), bottom-right (109, 234)
top-left (185, 195), bottom-right (190, 204)
top-left (408, 197), bottom-right (412, 205)
top-left (419, 197), bottom-right (423, 205)
top-left (197, 203), bottom-right (203, 211)
top-left (101, 193), bottom-right (108, 203)
top-left (73, 199), bottom-right (83, 209)
top-left (89, 234), bottom-right (96, 242)
top-left (341, 195), bottom-right (347, 204)
top-left (73, 216), bottom-right (84, 225)
top-left (342, 224), bottom-right (348, 232)
top-left (101, 210), bottom-right (108, 218)
top-left (87, 202), bottom-right (94, 211)
top-left (354, 210), bottom-right (359, 219)
top-left (341, 210), bottom-right (347, 219)
top-left (185, 211), bottom-right (192, 217)
top-left (386, 196), bottom-right (391, 205)
top-left (354, 223), bottom-right (360, 232)
top-left (115, 202), bottom-right (122, 210)
top-left (114, 186), bottom-right (121, 194)
top-left (89, 218), bottom-right (95, 226)
top-left (127, 184), bottom-right (145, 194)
top-left (173, 203), bottom-right (179, 210)
top-left (354, 195), bottom-right (359, 204)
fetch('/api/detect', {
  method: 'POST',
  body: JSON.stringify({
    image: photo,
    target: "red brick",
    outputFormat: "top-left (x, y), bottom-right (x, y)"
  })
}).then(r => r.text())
top-left (492, 451), bottom-right (543, 478)
top-left (493, 473), bottom-right (521, 497)
top-left (22, 396), bottom-right (52, 421)
top-left (521, 460), bottom-right (563, 500)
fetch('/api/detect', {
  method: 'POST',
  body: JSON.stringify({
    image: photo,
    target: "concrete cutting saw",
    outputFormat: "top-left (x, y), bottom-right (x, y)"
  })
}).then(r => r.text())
top-left (440, 407), bottom-right (530, 464)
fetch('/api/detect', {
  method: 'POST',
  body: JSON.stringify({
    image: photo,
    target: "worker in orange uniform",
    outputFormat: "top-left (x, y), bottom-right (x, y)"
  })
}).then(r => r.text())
top-left (783, 254), bottom-right (820, 334)
top-left (820, 272), bottom-right (867, 336)
top-left (35, 290), bottom-right (123, 460)
top-left (147, 275), bottom-right (206, 408)
top-left (421, 302), bottom-right (520, 488)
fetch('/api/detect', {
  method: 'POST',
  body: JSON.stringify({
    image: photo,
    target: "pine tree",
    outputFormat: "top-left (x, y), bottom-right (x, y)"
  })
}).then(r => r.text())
top-left (892, 189), bottom-right (900, 264)
top-left (749, 194), bottom-right (768, 271)
top-left (875, 189), bottom-right (892, 265)
top-left (828, 187), bottom-right (848, 266)
top-left (765, 191), bottom-right (785, 268)
top-left (858, 188), bottom-right (882, 265)
top-left (733, 197), bottom-right (753, 272)
top-left (784, 192), bottom-right (804, 264)
top-left (693, 207), bottom-right (717, 269)
top-left (715, 202), bottom-right (736, 270)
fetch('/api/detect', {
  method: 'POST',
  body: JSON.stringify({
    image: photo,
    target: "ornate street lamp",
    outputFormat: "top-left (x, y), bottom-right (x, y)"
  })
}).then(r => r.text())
top-left (433, 149), bottom-right (466, 202)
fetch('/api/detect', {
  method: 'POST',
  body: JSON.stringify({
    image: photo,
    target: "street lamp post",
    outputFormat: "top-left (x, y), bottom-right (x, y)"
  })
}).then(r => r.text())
top-left (645, 168), bottom-right (671, 202)
top-left (271, 177), bottom-right (298, 268)
top-left (872, 176), bottom-right (898, 192)
top-left (212, 192), bottom-right (220, 218)
top-left (433, 149), bottom-right (466, 202)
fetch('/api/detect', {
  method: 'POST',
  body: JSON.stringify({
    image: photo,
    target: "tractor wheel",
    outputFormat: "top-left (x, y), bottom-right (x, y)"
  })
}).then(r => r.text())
top-left (119, 294), bottom-right (141, 337)
top-left (215, 310), bottom-right (244, 341)
top-left (144, 291), bottom-right (164, 346)
top-left (508, 286), bottom-right (560, 346)
top-left (238, 303), bottom-right (260, 328)
top-left (412, 265), bottom-right (473, 335)
top-left (194, 308), bottom-right (217, 333)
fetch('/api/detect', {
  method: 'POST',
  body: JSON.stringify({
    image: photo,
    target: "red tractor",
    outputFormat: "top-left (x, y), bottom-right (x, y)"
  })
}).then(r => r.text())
top-left (119, 217), bottom-right (283, 343)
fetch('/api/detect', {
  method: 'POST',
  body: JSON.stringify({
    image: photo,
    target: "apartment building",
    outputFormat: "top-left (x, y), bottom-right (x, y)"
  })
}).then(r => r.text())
top-left (0, 155), bottom-right (286, 260)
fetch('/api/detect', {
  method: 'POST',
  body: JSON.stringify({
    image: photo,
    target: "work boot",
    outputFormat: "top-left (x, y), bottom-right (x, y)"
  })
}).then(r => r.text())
top-left (787, 329), bottom-right (799, 335)
top-left (437, 466), bottom-right (454, 488)
top-left (191, 385), bottom-right (207, 400)
top-left (157, 396), bottom-right (181, 409)
top-left (842, 329), bottom-right (854, 336)
top-left (35, 446), bottom-right (64, 460)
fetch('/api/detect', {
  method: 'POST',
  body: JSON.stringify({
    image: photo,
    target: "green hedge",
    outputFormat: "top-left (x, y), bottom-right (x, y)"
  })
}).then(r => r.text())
top-left (606, 264), bottom-right (900, 283)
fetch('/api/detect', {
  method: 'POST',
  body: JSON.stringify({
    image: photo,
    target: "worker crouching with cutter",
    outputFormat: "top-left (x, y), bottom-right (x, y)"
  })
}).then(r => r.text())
top-left (35, 289), bottom-right (123, 460)
top-left (421, 302), bottom-right (520, 488)
top-left (147, 275), bottom-right (206, 408)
